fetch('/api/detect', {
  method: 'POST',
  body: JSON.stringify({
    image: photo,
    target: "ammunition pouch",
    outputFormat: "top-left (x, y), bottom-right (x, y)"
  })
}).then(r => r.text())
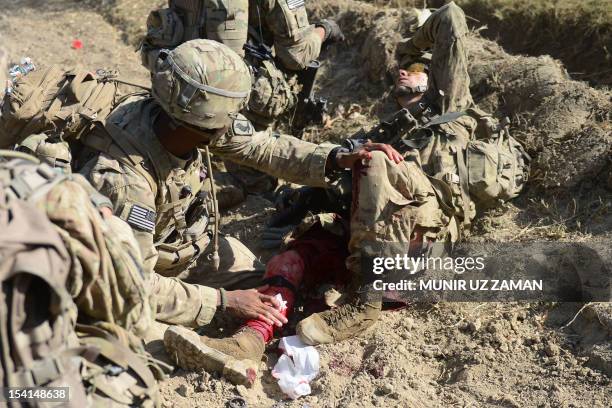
top-left (155, 233), bottom-right (211, 272)
top-left (247, 60), bottom-right (300, 126)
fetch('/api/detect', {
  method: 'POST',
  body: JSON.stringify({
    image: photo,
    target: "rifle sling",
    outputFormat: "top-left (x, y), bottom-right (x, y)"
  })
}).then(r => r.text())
top-left (452, 145), bottom-right (472, 227)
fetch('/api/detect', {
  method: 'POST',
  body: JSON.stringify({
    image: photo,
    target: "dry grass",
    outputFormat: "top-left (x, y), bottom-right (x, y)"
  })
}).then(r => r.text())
top-left (360, 0), bottom-right (611, 86)
top-left (457, 0), bottom-right (611, 86)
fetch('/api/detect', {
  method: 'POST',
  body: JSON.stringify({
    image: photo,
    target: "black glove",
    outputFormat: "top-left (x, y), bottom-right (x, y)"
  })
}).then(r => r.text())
top-left (316, 19), bottom-right (345, 44)
top-left (261, 186), bottom-right (315, 249)
top-left (268, 186), bottom-right (322, 229)
top-left (261, 225), bottom-right (295, 249)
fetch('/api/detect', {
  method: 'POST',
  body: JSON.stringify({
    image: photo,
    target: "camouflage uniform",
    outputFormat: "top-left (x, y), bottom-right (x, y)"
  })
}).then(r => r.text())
top-left (76, 94), bottom-right (335, 320)
top-left (393, 2), bottom-right (479, 226)
top-left (0, 155), bottom-right (168, 405)
top-left (141, 0), bottom-right (323, 127)
top-left (141, 1), bottom-right (329, 196)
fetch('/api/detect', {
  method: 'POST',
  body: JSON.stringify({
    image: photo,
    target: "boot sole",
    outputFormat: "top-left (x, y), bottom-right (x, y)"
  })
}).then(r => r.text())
top-left (164, 326), bottom-right (258, 387)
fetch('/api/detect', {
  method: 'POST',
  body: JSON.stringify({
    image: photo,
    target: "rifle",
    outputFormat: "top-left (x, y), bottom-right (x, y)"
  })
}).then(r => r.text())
top-left (352, 108), bottom-right (420, 145)
top-left (351, 107), bottom-right (469, 146)
top-left (243, 43), bottom-right (274, 63)
top-left (292, 60), bottom-right (329, 133)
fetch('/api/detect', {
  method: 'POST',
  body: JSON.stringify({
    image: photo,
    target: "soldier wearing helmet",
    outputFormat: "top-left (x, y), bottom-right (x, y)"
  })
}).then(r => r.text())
top-left (74, 39), bottom-right (399, 334)
top-left (141, 1), bottom-right (345, 200)
top-left (141, 0), bottom-right (344, 128)
top-left (387, 1), bottom-right (481, 226)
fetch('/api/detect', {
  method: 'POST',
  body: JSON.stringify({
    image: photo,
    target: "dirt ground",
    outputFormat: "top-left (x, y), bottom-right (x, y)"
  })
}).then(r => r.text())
top-left (1, 0), bottom-right (610, 407)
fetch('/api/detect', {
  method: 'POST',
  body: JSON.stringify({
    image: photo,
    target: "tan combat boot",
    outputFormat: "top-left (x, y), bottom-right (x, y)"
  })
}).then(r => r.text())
top-left (296, 299), bottom-right (382, 345)
top-left (164, 326), bottom-right (264, 386)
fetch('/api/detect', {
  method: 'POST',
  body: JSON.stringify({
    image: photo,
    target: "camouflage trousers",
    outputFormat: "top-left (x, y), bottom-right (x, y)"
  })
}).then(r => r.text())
top-left (151, 236), bottom-right (264, 327)
top-left (347, 151), bottom-right (453, 280)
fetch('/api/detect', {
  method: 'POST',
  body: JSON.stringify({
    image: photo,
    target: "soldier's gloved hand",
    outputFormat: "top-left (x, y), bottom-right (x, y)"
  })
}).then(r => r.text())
top-left (268, 186), bottom-right (317, 228)
top-left (261, 225), bottom-right (295, 249)
top-left (335, 142), bottom-right (404, 169)
top-left (224, 286), bottom-right (288, 327)
top-left (316, 19), bottom-right (345, 44)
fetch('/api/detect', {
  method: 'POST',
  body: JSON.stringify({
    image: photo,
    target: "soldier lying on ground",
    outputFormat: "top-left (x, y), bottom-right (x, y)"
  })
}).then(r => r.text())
top-left (392, 1), bottom-right (479, 228)
top-left (162, 2), bottom-right (529, 386)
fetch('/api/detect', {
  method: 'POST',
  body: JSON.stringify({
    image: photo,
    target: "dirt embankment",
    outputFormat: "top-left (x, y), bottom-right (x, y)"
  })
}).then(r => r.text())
top-left (308, 0), bottom-right (612, 197)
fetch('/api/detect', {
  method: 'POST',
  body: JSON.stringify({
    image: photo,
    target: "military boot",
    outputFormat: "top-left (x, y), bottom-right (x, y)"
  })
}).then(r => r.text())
top-left (164, 326), bottom-right (265, 386)
top-left (296, 299), bottom-right (382, 345)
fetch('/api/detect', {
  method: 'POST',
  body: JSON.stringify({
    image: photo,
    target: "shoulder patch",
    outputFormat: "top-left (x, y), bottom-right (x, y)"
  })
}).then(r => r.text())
top-left (232, 117), bottom-right (253, 136)
top-left (127, 203), bottom-right (156, 232)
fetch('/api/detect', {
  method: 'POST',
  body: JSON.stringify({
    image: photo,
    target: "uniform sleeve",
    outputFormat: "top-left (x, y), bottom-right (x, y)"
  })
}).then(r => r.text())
top-left (150, 273), bottom-right (219, 327)
top-left (395, 2), bottom-right (473, 113)
top-left (80, 152), bottom-right (159, 275)
top-left (259, 0), bottom-right (322, 70)
top-left (209, 120), bottom-right (338, 187)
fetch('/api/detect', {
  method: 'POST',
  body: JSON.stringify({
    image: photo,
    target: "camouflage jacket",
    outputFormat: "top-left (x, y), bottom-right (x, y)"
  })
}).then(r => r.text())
top-left (78, 96), bottom-right (337, 276)
top-left (0, 155), bottom-right (152, 336)
top-left (394, 2), bottom-right (480, 223)
top-left (142, 0), bottom-right (322, 72)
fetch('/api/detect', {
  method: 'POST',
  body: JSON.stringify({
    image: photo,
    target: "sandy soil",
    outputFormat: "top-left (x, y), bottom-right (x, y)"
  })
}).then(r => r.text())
top-left (0, 1), bottom-right (610, 407)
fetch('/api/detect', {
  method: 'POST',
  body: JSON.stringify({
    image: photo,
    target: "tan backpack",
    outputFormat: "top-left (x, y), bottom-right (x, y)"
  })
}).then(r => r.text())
top-left (0, 167), bottom-right (89, 405)
top-left (463, 109), bottom-right (531, 208)
top-left (0, 65), bottom-right (147, 149)
top-left (0, 154), bottom-right (162, 407)
top-left (411, 108), bottom-right (531, 216)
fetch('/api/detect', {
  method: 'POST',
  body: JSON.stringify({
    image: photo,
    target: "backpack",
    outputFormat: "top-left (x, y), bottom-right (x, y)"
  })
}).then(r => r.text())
top-left (0, 155), bottom-right (162, 407)
top-left (0, 65), bottom-right (147, 149)
top-left (76, 324), bottom-right (162, 408)
top-left (463, 109), bottom-right (531, 208)
top-left (414, 108), bottom-right (531, 217)
top-left (0, 168), bottom-right (89, 405)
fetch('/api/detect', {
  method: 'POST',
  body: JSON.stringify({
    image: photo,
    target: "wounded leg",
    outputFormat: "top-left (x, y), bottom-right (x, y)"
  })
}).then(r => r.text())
top-left (163, 226), bottom-right (350, 385)
top-left (297, 151), bottom-right (448, 345)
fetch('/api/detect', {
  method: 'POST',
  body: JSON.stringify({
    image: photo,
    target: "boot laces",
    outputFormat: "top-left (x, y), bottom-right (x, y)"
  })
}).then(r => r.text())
top-left (322, 303), bottom-right (364, 328)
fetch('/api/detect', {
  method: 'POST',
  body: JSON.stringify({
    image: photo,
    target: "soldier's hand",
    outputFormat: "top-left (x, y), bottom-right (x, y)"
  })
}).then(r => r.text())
top-left (335, 142), bottom-right (403, 168)
top-left (316, 19), bottom-right (345, 44)
top-left (225, 287), bottom-right (288, 327)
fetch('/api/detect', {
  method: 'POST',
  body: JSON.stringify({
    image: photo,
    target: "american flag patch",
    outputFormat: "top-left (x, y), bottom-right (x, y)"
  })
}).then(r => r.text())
top-left (127, 204), bottom-right (156, 232)
top-left (287, 0), bottom-right (305, 10)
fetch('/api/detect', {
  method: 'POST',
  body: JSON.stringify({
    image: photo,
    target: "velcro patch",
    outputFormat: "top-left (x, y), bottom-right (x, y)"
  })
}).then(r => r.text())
top-left (232, 118), bottom-right (253, 136)
top-left (127, 204), bottom-right (156, 232)
top-left (287, 0), bottom-right (305, 10)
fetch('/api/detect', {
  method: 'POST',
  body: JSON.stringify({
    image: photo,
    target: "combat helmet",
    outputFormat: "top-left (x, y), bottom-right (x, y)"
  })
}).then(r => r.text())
top-left (152, 39), bottom-right (251, 130)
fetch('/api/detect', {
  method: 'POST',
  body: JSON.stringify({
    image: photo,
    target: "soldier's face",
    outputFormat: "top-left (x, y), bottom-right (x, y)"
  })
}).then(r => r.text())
top-left (396, 71), bottom-right (427, 109)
